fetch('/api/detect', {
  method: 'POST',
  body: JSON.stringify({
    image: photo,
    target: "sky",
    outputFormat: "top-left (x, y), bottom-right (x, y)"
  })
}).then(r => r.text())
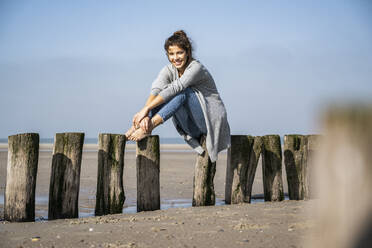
top-left (0, 0), bottom-right (372, 139)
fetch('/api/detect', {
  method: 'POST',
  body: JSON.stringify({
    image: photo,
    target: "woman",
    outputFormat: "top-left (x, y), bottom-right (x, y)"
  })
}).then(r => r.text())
top-left (125, 30), bottom-right (230, 162)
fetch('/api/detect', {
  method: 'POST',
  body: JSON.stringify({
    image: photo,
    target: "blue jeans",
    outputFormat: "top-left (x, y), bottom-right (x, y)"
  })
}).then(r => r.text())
top-left (149, 88), bottom-right (207, 139)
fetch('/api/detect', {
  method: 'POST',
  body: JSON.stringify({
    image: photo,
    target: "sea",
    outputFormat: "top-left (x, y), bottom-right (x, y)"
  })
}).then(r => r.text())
top-left (0, 137), bottom-right (185, 145)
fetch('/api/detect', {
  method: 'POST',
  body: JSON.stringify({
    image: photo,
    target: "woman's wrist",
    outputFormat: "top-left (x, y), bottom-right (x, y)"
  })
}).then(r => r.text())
top-left (143, 106), bottom-right (150, 113)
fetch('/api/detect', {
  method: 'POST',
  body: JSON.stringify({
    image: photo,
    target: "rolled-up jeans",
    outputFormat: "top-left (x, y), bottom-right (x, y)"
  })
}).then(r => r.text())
top-left (149, 87), bottom-right (207, 139)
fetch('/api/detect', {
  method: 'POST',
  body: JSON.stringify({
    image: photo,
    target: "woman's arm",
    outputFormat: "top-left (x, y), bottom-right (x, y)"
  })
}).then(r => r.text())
top-left (133, 66), bottom-right (170, 127)
top-left (144, 94), bottom-right (156, 107)
top-left (134, 62), bottom-right (204, 126)
top-left (151, 66), bottom-right (171, 96)
top-left (133, 94), bottom-right (165, 127)
top-left (158, 61), bottom-right (204, 102)
top-left (133, 62), bottom-right (204, 127)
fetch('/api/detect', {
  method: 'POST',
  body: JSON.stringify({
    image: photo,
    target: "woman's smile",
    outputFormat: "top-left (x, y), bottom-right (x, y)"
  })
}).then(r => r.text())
top-left (167, 45), bottom-right (188, 71)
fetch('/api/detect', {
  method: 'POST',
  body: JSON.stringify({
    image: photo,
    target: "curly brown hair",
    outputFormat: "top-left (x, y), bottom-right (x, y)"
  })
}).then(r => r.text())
top-left (164, 30), bottom-right (193, 63)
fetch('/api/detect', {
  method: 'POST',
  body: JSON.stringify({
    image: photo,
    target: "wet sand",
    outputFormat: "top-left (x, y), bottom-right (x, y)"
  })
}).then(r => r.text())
top-left (0, 144), bottom-right (316, 247)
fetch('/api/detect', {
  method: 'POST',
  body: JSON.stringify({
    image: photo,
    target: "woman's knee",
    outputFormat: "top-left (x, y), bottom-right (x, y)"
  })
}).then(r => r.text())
top-left (170, 89), bottom-right (187, 104)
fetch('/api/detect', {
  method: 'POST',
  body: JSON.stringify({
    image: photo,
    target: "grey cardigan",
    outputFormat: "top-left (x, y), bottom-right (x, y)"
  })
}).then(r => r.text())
top-left (151, 60), bottom-right (231, 162)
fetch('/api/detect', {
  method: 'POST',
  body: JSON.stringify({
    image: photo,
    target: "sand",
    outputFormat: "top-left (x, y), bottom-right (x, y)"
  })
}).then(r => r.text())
top-left (0, 144), bottom-right (316, 247)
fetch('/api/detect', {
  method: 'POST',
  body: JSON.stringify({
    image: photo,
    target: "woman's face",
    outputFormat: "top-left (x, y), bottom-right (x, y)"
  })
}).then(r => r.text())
top-left (167, 45), bottom-right (188, 70)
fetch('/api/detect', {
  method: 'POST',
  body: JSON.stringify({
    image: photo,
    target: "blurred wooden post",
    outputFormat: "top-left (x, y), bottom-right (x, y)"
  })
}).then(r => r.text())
top-left (95, 134), bottom-right (126, 216)
top-left (136, 135), bottom-right (160, 212)
top-left (307, 106), bottom-right (372, 248)
top-left (225, 135), bottom-right (262, 204)
top-left (193, 135), bottom-right (216, 206)
top-left (4, 133), bottom-right (39, 222)
top-left (48, 132), bottom-right (84, 220)
top-left (261, 135), bottom-right (284, 201)
top-left (304, 134), bottom-right (320, 199)
top-left (284, 134), bottom-right (307, 200)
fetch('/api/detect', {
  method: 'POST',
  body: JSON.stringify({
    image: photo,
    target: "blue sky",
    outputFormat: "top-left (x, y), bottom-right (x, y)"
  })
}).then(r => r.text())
top-left (1, 0), bottom-right (371, 139)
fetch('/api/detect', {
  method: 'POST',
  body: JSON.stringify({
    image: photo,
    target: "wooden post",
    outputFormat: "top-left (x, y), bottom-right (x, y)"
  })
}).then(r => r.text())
top-left (304, 134), bottom-right (320, 199)
top-left (4, 133), bottom-right (39, 222)
top-left (305, 134), bottom-right (321, 165)
top-left (48, 132), bottom-right (84, 220)
top-left (307, 106), bottom-right (372, 248)
top-left (136, 135), bottom-right (160, 212)
top-left (246, 136), bottom-right (263, 201)
top-left (261, 135), bottom-right (284, 201)
top-left (95, 134), bottom-right (126, 216)
top-left (225, 135), bottom-right (253, 204)
top-left (284, 134), bottom-right (307, 200)
top-left (225, 136), bottom-right (262, 204)
top-left (193, 135), bottom-right (216, 206)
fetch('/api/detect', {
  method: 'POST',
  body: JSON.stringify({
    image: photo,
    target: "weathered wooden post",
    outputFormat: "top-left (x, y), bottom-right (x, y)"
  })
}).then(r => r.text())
top-left (246, 136), bottom-right (263, 201)
top-left (4, 133), bottom-right (39, 222)
top-left (95, 134), bottom-right (126, 216)
top-left (136, 135), bottom-right (160, 212)
top-left (48, 132), bottom-right (84, 220)
top-left (261, 135), bottom-right (284, 201)
top-left (225, 135), bottom-right (262, 204)
top-left (193, 135), bottom-right (216, 206)
top-left (225, 135), bottom-right (253, 204)
top-left (284, 134), bottom-right (308, 200)
top-left (284, 134), bottom-right (321, 200)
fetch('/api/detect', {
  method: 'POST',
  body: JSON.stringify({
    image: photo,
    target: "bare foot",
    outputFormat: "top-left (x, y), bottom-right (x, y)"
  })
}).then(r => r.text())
top-left (125, 125), bottom-right (137, 138)
top-left (130, 127), bottom-right (151, 141)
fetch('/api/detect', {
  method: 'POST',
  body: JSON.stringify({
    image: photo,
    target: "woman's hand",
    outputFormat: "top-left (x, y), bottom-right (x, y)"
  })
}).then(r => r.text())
top-left (132, 107), bottom-right (150, 127)
top-left (139, 116), bottom-right (152, 133)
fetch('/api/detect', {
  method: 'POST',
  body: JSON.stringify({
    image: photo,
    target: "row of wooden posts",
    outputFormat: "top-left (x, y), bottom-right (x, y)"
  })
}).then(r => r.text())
top-left (226, 134), bottom-right (319, 204)
top-left (3, 132), bottom-right (319, 222)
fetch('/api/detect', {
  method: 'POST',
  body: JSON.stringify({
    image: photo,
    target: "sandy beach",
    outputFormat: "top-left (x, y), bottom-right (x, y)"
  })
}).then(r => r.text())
top-left (0, 143), bottom-right (316, 247)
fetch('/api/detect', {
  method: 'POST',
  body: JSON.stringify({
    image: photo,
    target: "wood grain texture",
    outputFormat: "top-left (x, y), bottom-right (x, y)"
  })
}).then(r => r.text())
top-left (4, 133), bottom-right (39, 222)
top-left (284, 135), bottom-right (307, 200)
top-left (225, 135), bottom-right (262, 204)
top-left (136, 135), bottom-right (160, 212)
top-left (261, 135), bottom-right (284, 201)
top-left (193, 136), bottom-right (216, 207)
top-left (95, 133), bottom-right (126, 216)
top-left (246, 136), bottom-right (263, 202)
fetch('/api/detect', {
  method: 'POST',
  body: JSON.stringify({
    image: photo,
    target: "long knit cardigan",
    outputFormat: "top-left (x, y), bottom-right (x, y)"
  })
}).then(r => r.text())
top-left (151, 59), bottom-right (231, 162)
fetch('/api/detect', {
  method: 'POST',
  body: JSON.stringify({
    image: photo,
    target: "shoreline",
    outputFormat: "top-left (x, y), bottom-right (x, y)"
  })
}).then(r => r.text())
top-left (0, 143), bottom-right (193, 151)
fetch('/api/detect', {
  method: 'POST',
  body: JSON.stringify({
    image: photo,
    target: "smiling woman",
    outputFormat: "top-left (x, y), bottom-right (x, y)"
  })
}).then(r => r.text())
top-left (125, 30), bottom-right (230, 162)
top-left (167, 45), bottom-right (188, 74)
